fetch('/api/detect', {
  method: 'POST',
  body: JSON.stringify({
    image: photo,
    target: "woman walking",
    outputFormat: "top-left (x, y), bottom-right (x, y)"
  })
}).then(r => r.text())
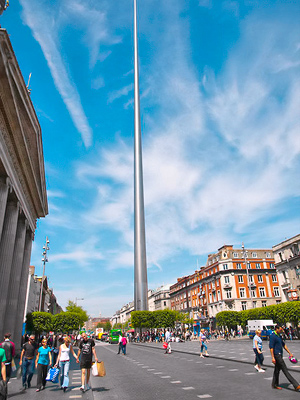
top-left (199, 329), bottom-right (209, 357)
top-left (253, 329), bottom-right (265, 372)
top-left (35, 339), bottom-right (52, 392)
top-left (55, 336), bottom-right (77, 392)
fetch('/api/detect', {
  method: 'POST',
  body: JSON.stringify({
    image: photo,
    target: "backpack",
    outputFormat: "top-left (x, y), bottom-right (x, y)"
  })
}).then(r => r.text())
top-left (122, 337), bottom-right (127, 346)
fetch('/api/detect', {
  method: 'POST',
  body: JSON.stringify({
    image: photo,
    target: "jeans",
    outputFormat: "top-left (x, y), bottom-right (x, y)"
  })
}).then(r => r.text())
top-left (59, 361), bottom-right (70, 388)
top-left (22, 358), bottom-right (34, 386)
top-left (201, 342), bottom-right (207, 352)
top-left (253, 349), bottom-right (264, 366)
top-left (272, 354), bottom-right (299, 389)
top-left (122, 345), bottom-right (126, 355)
top-left (118, 343), bottom-right (123, 354)
top-left (36, 364), bottom-right (48, 389)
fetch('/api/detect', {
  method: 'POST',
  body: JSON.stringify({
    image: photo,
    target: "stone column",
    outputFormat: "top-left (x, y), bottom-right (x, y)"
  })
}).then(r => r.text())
top-left (3, 213), bottom-right (26, 338)
top-left (0, 199), bottom-right (19, 339)
top-left (14, 229), bottom-right (33, 350)
top-left (0, 177), bottom-right (9, 241)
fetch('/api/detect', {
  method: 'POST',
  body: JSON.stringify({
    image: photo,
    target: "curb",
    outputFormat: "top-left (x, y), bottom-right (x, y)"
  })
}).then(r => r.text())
top-left (131, 343), bottom-right (300, 374)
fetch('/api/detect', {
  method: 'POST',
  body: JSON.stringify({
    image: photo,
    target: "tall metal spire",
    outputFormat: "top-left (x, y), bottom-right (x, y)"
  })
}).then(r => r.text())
top-left (133, 0), bottom-right (148, 311)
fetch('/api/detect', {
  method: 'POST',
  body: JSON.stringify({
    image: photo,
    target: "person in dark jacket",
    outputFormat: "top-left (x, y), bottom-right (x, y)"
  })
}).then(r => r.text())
top-left (0, 333), bottom-right (15, 382)
top-left (269, 325), bottom-right (300, 391)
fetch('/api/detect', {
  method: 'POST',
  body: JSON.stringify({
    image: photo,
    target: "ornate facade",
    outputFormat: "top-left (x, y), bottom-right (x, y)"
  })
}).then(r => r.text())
top-left (0, 29), bottom-right (48, 345)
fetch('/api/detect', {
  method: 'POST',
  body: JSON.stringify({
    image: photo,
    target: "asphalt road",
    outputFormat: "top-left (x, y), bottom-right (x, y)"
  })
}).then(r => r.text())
top-left (7, 339), bottom-right (300, 400)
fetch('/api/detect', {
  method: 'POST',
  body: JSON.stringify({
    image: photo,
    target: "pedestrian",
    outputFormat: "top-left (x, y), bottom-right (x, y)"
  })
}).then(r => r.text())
top-left (19, 334), bottom-right (38, 390)
top-left (253, 329), bottom-right (265, 373)
top-left (76, 332), bottom-right (98, 392)
top-left (35, 338), bottom-right (52, 392)
top-left (199, 329), bottom-right (209, 357)
top-left (54, 336), bottom-right (77, 392)
top-left (0, 333), bottom-right (15, 382)
top-left (117, 333), bottom-right (123, 355)
top-left (121, 334), bottom-right (127, 355)
top-left (0, 346), bottom-right (7, 383)
top-left (269, 324), bottom-right (300, 391)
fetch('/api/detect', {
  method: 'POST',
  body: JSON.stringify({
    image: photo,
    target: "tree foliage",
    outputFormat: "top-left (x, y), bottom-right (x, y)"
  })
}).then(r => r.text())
top-left (66, 301), bottom-right (88, 326)
top-left (29, 312), bottom-right (53, 333)
top-left (52, 312), bottom-right (80, 333)
top-left (216, 301), bottom-right (300, 328)
top-left (131, 310), bottom-right (191, 329)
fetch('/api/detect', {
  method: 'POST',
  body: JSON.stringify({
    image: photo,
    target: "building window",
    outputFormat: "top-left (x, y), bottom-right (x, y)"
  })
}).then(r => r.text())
top-left (274, 287), bottom-right (280, 297)
top-left (255, 263), bottom-right (261, 269)
top-left (251, 289), bottom-right (256, 297)
top-left (239, 288), bottom-right (245, 298)
top-left (236, 263), bottom-right (242, 269)
top-left (247, 263), bottom-right (251, 269)
top-left (269, 263), bottom-right (275, 269)
top-left (252, 252), bottom-right (257, 258)
top-left (266, 252), bottom-right (271, 258)
top-left (276, 300), bottom-right (281, 304)
top-left (233, 252), bottom-right (239, 258)
top-left (258, 275), bottom-right (263, 283)
top-left (259, 287), bottom-right (266, 297)
top-left (223, 264), bottom-right (228, 270)
top-left (248, 275), bottom-right (254, 283)
top-left (224, 276), bottom-right (230, 283)
top-left (164, 301), bottom-right (166, 306)
top-left (253, 301), bottom-right (257, 308)
top-left (226, 290), bottom-right (232, 299)
top-left (272, 274), bottom-right (277, 282)
top-left (262, 301), bottom-right (267, 307)
top-left (241, 301), bottom-right (247, 310)
top-left (217, 290), bottom-right (221, 301)
top-left (238, 275), bottom-right (244, 283)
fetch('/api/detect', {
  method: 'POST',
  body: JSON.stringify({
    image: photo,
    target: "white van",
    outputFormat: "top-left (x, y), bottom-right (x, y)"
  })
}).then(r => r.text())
top-left (248, 319), bottom-right (275, 340)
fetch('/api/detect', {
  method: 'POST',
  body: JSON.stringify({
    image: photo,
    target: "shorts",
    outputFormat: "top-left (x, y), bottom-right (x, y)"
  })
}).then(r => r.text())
top-left (80, 360), bottom-right (92, 370)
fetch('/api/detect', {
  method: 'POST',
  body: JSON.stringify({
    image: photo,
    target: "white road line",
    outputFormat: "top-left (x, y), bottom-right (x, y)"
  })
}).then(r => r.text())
top-left (160, 376), bottom-right (171, 378)
top-left (245, 373), bottom-right (256, 375)
top-left (69, 396), bottom-right (82, 399)
top-left (197, 395), bottom-right (212, 398)
top-left (205, 364), bottom-right (213, 366)
top-left (228, 356), bottom-right (236, 359)
top-left (229, 369), bottom-right (238, 371)
top-left (182, 387), bottom-right (195, 390)
top-left (216, 366), bottom-right (224, 368)
top-left (153, 372), bottom-right (163, 375)
top-left (142, 366), bottom-right (149, 368)
top-left (264, 377), bottom-right (273, 380)
top-left (196, 361), bottom-right (203, 364)
top-left (171, 381), bottom-right (182, 384)
top-left (147, 369), bottom-right (155, 371)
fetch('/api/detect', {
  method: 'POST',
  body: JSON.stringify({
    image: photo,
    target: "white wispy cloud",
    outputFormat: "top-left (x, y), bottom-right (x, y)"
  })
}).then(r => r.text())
top-left (20, 0), bottom-right (93, 147)
top-left (108, 84), bottom-right (134, 104)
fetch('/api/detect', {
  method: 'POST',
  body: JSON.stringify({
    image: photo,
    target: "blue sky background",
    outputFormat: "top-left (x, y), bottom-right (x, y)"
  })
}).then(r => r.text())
top-left (3, 0), bottom-right (299, 317)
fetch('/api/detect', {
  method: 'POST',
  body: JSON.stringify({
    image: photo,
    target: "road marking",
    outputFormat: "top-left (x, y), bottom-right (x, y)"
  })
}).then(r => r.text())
top-left (245, 373), bottom-right (256, 375)
top-left (182, 387), bottom-right (195, 390)
top-left (147, 369), bottom-right (155, 371)
top-left (264, 377), bottom-right (272, 380)
top-left (228, 356), bottom-right (236, 359)
top-left (171, 381), bottom-right (182, 384)
top-left (205, 363), bottom-right (213, 366)
top-left (197, 395), bottom-right (212, 398)
top-left (137, 363), bottom-right (144, 366)
top-left (69, 396), bottom-right (82, 399)
top-left (153, 372), bottom-right (163, 374)
top-left (196, 361), bottom-right (202, 364)
top-left (229, 369), bottom-right (238, 371)
top-left (72, 388), bottom-right (81, 391)
top-left (160, 376), bottom-right (171, 378)
top-left (216, 366), bottom-right (224, 368)
top-left (240, 353), bottom-right (246, 355)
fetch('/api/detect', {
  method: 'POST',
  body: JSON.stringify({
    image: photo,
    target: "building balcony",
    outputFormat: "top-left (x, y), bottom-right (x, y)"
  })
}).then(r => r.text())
top-left (281, 281), bottom-right (291, 290)
top-left (223, 283), bottom-right (232, 289)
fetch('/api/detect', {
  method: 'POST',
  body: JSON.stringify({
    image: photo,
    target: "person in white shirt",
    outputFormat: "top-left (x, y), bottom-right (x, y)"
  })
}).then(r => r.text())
top-left (55, 336), bottom-right (77, 392)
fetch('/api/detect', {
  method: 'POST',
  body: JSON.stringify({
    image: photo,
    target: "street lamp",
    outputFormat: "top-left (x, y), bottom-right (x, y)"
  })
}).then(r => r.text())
top-left (242, 242), bottom-right (253, 309)
top-left (39, 237), bottom-right (50, 312)
top-left (75, 297), bottom-right (84, 306)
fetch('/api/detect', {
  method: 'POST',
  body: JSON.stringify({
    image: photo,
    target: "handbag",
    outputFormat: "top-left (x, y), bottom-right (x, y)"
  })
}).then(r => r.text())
top-left (96, 361), bottom-right (106, 377)
top-left (91, 362), bottom-right (99, 377)
top-left (46, 367), bottom-right (59, 383)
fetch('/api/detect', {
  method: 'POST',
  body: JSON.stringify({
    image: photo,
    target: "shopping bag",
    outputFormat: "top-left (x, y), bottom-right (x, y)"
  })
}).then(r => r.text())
top-left (163, 342), bottom-right (168, 349)
top-left (46, 367), bottom-right (59, 383)
top-left (96, 361), bottom-right (106, 377)
top-left (16, 366), bottom-right (22, 379)
top-left (91, 362), bottom-right (99, 377)
top-left (11, 359), bottom-right (16, 372)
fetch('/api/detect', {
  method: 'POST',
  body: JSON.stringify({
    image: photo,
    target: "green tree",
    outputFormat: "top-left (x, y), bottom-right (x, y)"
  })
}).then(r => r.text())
top-left (104, 321), bottom-right (112, 332)
top-left (29, 312), bottom-right (53, 334)
top-left (216, 311), bottom-right (239, 329)
top-left (66, 300), bottom-right (88, 326)
top-left (131, 311), bottom-right (154, 329)
top-left (52, 312), bottom-right (80, 333)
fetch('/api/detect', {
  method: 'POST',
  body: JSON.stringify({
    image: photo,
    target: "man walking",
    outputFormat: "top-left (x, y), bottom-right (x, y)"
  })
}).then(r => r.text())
top-left (269, 325), bottom-right (300, 391)
top-left (117, 333), bottom-right (123, 355)
top-left (0, 333), bottom-right (15, 382)
top-left (76, 333), bottom-right (98, 392)
top-left (19, 334), bottom-right (37, 390)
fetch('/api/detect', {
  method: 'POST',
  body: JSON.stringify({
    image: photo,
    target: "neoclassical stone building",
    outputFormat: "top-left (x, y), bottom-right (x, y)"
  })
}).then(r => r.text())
top-left (0, 28), bottom-right (48, 345)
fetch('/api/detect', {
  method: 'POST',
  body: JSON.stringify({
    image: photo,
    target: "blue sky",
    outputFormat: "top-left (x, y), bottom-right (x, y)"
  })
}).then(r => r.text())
top-left (3, 0), bottom-right (299, 317)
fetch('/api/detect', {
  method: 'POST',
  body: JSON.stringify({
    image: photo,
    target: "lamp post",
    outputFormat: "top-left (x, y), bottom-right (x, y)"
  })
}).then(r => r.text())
top-left (242, 243), bottom-right (253, 309)
top-left (38, 237), bottom-right (50, 312)
top-left (133, 0), bottom-right (148, 311)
